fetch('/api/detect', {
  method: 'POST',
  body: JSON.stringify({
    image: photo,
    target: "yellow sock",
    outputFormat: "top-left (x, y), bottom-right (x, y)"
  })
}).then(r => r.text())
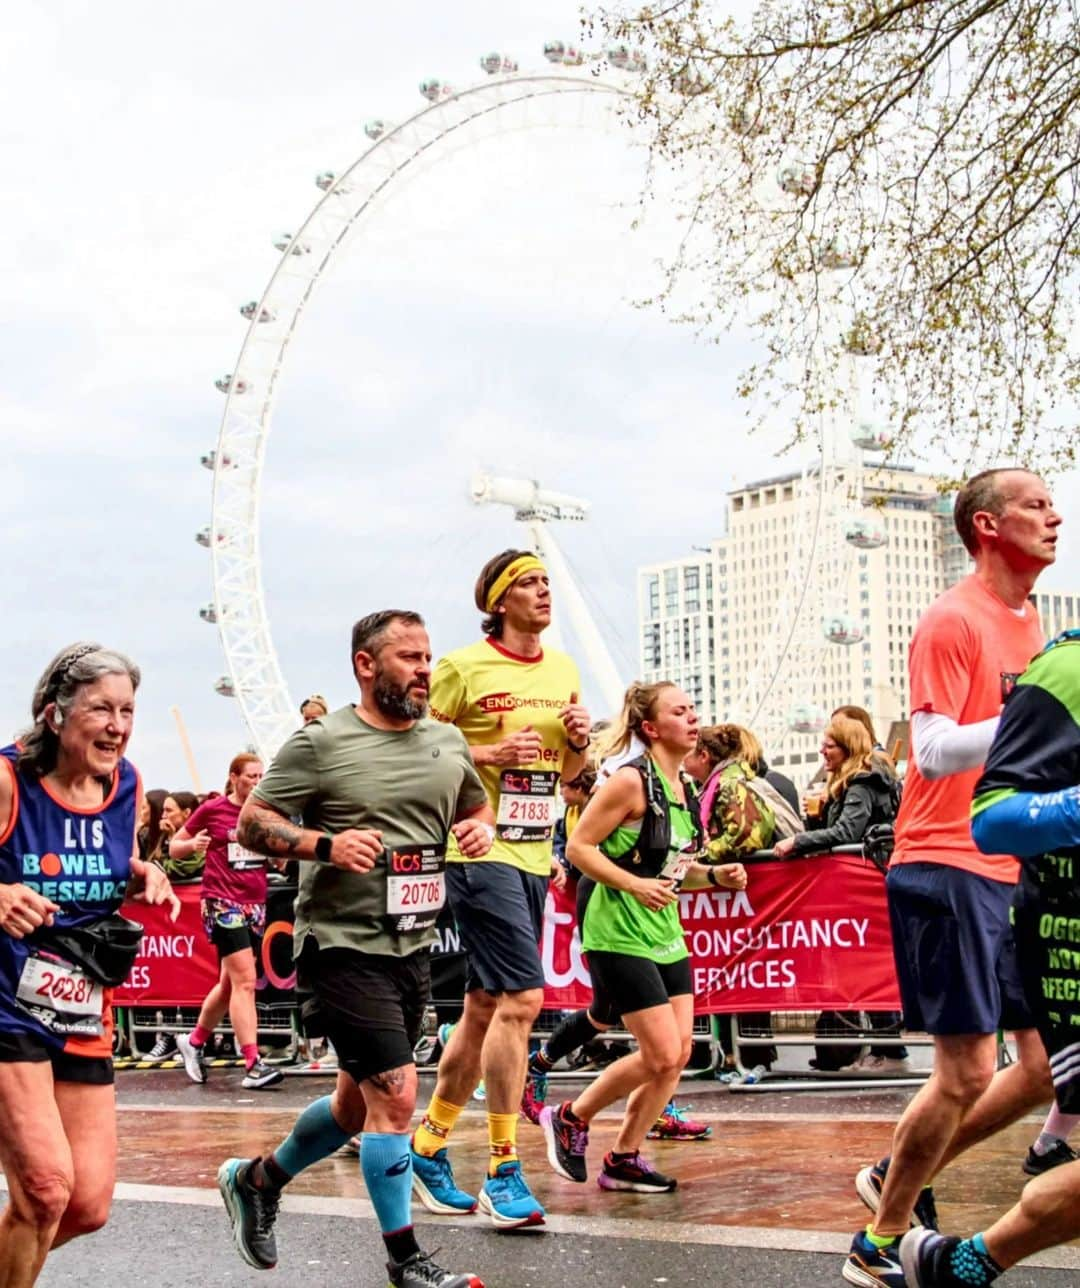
top-left (412, 1094), bottom-right (466, 1158)
top-left (488, 1111), bottom-right (519, 1176)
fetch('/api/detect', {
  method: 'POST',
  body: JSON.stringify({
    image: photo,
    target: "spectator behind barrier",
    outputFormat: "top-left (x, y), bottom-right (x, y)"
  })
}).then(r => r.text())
top-left (774, 715), bottom-right (907, 1073)
top-left (137, 787), bottom-right (167, 861)
top-left (156, 791), bottom-right (202, 884)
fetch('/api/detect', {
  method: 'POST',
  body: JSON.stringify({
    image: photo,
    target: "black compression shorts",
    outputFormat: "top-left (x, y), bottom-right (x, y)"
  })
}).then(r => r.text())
top-left (295, 940), bottom-right (429, 1083)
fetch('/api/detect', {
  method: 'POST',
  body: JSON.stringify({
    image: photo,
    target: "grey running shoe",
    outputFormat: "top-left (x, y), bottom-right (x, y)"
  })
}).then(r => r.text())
top-left (387, 1250), bottom-right (484, 1287)
top-left (217, 1157), bottom-right (279, 1270)
top-left (241, 1059), bottom-right (284, 1090)
top-left (175, 1032), bottom-right (207, 1084)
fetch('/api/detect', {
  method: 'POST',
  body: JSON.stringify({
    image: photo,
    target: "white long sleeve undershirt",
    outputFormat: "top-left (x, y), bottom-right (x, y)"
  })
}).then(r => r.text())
top-left (911, 709), bottom-right (1000, 781)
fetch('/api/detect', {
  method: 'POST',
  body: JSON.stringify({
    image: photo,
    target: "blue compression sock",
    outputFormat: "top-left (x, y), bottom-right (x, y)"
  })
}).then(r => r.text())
top-left (361, 1132), bottom-right (413, 1234)
top-left (272, 1095), bottom-right (352, 1179)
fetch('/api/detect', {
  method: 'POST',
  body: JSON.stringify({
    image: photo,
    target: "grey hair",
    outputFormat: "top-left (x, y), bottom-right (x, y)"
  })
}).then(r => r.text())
top-left (17, 642), bottom-right (141, 777)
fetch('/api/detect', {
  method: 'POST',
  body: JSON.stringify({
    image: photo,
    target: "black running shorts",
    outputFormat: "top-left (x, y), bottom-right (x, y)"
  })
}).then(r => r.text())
top-left (295, 940), bottom-right (429, 1083)
top-left (585, 951), bottom-right (692, 1017)
top-left (0, 1030), bottom-right (114, 1085)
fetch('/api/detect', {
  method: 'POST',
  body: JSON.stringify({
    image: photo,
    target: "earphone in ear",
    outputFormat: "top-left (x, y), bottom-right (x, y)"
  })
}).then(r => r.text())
top-left (53, 711), bottom-right (64, 728)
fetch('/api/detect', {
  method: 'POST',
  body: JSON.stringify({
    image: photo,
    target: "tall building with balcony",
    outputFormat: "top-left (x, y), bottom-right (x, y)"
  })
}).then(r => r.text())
top-left (638, 465), bottom-right (971, 782)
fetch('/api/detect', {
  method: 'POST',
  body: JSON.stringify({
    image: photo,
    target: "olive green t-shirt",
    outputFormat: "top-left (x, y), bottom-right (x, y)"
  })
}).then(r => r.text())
top-left (252, 706), bottom-right (487, 957)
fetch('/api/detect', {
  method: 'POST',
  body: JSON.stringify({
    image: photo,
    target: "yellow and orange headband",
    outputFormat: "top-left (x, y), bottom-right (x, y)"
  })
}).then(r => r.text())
top-left (485, 555), bottom-right (547, 612)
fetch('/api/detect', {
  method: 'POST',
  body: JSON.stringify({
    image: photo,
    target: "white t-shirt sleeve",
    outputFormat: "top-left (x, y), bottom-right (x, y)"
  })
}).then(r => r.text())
top-left (597, 735), bottom-right (646, 782)
top-left (911, 709), bottom-right (1000, 781)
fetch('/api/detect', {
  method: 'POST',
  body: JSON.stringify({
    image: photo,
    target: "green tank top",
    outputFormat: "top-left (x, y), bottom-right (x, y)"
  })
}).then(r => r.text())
top-left (581, 765), bottom-right (695, 962)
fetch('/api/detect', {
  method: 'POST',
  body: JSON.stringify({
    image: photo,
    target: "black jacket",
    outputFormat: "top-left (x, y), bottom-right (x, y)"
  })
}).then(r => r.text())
top-left (789, 765), bottom-right (898, 856)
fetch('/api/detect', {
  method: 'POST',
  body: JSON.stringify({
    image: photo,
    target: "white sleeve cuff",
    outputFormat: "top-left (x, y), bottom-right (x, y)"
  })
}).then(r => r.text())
top-left (911, 709), bottom-right (1000, 780)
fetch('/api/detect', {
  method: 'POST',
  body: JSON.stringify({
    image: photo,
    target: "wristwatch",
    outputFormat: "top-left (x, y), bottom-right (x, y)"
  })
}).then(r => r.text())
top-left (314, 834), bottom-right (333, 864)
top-left (567, 739), bottom-right (589, 754)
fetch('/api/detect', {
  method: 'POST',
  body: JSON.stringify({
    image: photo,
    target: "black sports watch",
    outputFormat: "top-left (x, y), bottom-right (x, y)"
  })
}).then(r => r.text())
top-left (314, 834), bottom-right (333, 864)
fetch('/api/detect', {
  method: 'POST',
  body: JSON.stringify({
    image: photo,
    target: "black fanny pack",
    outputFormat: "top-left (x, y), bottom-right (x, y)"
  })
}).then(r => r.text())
top-left (34, 913), bottom-right (145, 988)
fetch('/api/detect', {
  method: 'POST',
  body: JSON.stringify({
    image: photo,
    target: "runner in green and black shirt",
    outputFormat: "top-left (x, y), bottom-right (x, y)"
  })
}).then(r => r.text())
top-left (539, 681), bottom-right (746, 1196)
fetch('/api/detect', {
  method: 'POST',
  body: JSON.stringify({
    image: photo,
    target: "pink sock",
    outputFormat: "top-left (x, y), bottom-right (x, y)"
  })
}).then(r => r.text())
top-left (191, 1025), bottom-right (212, 1047)
top-left (241, 1043), bottom-right (260, 1070)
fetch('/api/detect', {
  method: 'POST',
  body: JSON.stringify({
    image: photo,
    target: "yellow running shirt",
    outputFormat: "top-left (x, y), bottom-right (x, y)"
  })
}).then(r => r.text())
top-left (429, 638), bottom-right (581, 877)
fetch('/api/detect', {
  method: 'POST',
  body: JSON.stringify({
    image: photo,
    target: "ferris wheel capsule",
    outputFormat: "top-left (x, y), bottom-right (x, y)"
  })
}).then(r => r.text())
top-left (273, 232), bottom-right (311, 255)
top-left (777, 162), bottom-right (817, 196)
top-left (850, 421), bottom-right (892, 452)
top-left (363, 119), bottom-right (387, 141)
top-left (480, 51), bottom-right (502, 74)
top-left (199, 603), bottom-right (217, 624)
top-left (195, 526), bottom-right (218, 548)
top-left (730, 100), bottom-right (766, 136)
top-left (239, 301), bottom-right (276, 324)
top-left (213, 676), bottom-right (236, 698)
top-left (815, 235), bottom-right (858, 271)
top-left (843, 316), bottom-right (882, 356)
top-left (561, 45), bottom-right (584, 66)
top-left (606, 44), bottom-right (631, 69)
top-left (543, 40), bottom-right (566, 63)
top-left (823, 613), bottom-right (864, 645)
top-left (315, 170), bottom-right (337, 191)
top-left (844, 513), bottom-right (888, 549)
top-left (628, 50), bottom-right (647, 72)
top-left (200, 449), bottom-right (235, 471)
top-left (214, 374), bottom-right (249, 395)
top-left (788, 702), bottom-right (828, 735)
top-left (420, 78), bottom-right (453, 102)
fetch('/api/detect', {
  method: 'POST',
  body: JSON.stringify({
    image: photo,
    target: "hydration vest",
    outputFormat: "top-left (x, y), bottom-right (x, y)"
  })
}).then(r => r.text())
top-left (609, 755), bottom-right (703, 879)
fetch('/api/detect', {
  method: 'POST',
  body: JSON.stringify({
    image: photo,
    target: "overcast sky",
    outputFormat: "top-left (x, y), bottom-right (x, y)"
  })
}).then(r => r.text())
top-left (4, 1), bottom-right (1078, 791)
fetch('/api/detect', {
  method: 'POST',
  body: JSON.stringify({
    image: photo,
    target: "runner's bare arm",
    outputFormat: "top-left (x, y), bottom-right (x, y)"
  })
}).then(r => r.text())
top-left (238, 796), bottom-right (382, 873)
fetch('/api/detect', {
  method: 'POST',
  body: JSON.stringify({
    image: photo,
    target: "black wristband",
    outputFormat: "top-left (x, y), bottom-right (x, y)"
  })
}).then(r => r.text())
top-left (706, 866), bottom-right (720, 888)
top-left (567, 740), bottom-right (589, 755)
top-left (314, 834), bottom-right (333, 864)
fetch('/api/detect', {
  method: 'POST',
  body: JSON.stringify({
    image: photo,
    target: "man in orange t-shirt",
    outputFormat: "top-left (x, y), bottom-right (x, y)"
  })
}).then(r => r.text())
top-left (844, 469), bottom-right (1062, 1288)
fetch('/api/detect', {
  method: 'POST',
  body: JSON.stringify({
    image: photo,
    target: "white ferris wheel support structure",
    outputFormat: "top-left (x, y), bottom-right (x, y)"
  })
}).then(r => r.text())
top-left (469, 473), bottom-right (626, 715)
top-left (201, 50), bottom-right (874, 761)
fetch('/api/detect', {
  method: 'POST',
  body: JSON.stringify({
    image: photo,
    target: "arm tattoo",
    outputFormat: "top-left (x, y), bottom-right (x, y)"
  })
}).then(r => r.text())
top-left (368, 1065), bottom-right (408, 1095)
top-left (238, 802), bottom-right (304, 856)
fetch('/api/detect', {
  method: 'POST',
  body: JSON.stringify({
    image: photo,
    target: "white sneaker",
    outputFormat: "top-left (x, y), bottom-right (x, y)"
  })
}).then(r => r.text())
top-left (839, 1053), bottom-right (871, 1073)
top-left (176, 1033), bottom-right (207, 1084)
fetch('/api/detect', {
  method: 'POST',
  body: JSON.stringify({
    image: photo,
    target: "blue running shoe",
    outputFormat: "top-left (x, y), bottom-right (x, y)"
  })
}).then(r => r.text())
top-left (410, 1147), bottom-right (477, 1215)
top-left (478, 1161), bottom-right (546, 1229)
top-left (842, 1230), bottom-right (905, 1287)
top-left (217, 1157), bottom-right (279, 1270)
top-left (855, 1155), bottom-right (939, 1231)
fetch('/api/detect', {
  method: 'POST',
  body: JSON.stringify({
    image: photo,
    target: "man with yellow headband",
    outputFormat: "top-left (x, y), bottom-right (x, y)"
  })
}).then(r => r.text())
top-left (411, 548), bottom-right (591, 1230)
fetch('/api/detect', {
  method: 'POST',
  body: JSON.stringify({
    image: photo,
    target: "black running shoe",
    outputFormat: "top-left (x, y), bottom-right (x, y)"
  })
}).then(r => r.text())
top-left (900, 1227), bottom-right (1003, 1288)
top-left (855, 1155), bottom-right (939, 1231)
top-left (242, 1059), bottom-right (284, 1090)
top-left (387, 1250), bottom-right (484, 1287)
top-left (597, 1151), bottom-right (676, 1193)
top-left (1022, 1139), bottom-right (1077, 1175)
top-left (539, 1101), bottom-right (588, 1183)
top-left (217, 1157), bottom-right (279, 1270)
top-left (143, 1032), bottom-right (177, 1063)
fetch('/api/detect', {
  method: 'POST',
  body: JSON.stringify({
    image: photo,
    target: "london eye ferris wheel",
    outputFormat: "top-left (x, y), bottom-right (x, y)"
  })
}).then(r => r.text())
top-left (197, 40), bottom-right (888, 760)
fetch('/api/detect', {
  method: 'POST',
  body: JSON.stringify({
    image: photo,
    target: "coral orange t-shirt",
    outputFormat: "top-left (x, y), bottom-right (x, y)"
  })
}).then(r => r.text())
top-left (891, 575), bottom-right (1044, 883)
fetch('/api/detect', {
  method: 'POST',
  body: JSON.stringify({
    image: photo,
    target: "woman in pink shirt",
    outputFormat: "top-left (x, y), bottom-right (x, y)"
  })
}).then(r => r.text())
top-left (170, 754), bottom-right (283, 1090)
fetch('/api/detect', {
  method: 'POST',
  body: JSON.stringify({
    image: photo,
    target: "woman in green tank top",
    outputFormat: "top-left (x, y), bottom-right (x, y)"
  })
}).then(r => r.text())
top-left (539, 682), bottom-right (746, 1195)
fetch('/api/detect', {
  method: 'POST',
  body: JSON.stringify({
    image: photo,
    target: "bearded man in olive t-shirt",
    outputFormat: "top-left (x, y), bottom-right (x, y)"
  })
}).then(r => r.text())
top-left (214, 610), bottom-right (494, 1288)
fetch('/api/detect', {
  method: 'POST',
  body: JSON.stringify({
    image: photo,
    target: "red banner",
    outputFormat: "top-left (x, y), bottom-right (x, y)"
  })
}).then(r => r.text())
top-left (114, 855), bottom-right (900, 1014)
top-left (541, 853), bottom-right (901, 1012)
